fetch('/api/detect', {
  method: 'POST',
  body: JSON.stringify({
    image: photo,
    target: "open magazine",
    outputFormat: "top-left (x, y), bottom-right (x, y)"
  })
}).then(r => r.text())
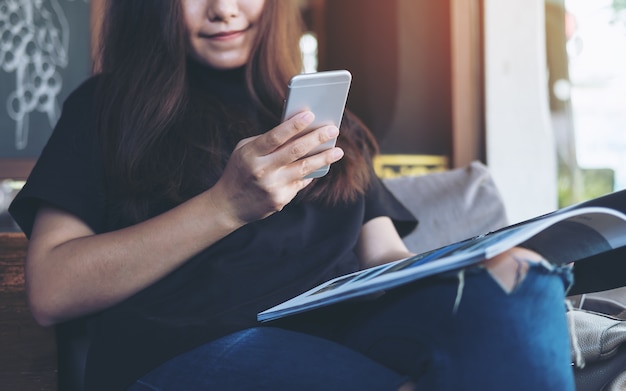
top-left (258, 189), bottom-right (626, 322)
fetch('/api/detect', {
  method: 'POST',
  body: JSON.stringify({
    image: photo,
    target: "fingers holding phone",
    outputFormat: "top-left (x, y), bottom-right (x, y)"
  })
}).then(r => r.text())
top-left (213, 111), bottom-right (341, 224)
top-left (279, 120), bottom-right (344, 179)
top-left (238, 110), bottom-right (343, 173)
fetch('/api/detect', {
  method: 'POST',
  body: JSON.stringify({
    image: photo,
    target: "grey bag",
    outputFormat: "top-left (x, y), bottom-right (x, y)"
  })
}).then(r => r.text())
top-left (569, 289), bottom-right (626, 391)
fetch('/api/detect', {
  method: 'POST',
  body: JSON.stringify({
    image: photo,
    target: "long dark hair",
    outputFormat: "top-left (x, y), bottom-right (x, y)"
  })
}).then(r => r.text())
top-left (96, 0), bottom-right (379, 224)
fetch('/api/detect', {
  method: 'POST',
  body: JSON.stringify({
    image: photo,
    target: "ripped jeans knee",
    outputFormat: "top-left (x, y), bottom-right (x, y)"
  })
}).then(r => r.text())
top-left (482, 247), bottom-right (559, 292)
top-left (450, 251), bottom-right (573, 313)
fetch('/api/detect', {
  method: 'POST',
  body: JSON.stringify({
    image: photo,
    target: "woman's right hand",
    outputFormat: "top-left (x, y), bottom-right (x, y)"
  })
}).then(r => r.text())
top-left (211, 110), bottom-right (344, 225)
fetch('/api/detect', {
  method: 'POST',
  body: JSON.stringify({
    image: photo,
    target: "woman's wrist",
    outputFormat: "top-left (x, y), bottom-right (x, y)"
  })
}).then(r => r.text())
top-left (201, 184), bottom-right (248, 234)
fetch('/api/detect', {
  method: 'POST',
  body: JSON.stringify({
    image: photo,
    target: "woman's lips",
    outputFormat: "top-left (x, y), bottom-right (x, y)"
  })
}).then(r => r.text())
top-left (204, 27), bottom-right (249, 41)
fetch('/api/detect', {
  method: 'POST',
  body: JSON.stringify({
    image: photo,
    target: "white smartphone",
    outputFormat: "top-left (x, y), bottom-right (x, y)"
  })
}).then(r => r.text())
top-left (282, 69), bottom-right (352, 178)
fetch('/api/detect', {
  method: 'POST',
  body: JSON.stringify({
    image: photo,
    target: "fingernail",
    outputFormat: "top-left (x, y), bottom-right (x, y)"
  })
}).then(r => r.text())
top-left (327, 126), bottom-right (339, 137)
top-left (299, 111), bottom-right (314, 123)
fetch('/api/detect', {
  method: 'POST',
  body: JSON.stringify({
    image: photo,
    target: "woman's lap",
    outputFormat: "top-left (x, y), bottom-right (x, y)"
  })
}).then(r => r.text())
top-left (127, 327), bottom-right (407, 391)
top-left (129, 263), bottom-right (575, 391)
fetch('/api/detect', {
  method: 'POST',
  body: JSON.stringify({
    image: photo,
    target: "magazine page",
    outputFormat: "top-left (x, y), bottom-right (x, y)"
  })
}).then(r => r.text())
top-left (520, 209), bottom-right (626, 264)
top-left (258, 206), bottom-right (626, 322)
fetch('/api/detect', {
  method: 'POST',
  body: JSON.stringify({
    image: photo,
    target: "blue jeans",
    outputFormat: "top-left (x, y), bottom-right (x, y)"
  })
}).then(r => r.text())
top-left (129, 263), bottom-right (574, 391)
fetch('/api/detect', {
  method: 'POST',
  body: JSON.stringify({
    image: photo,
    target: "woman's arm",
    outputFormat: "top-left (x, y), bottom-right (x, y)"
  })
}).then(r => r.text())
top-left (355, 216), bottom-right (414, 269)
top-left (26, 111), bottom-right (343, 326)
top-left (355, 216), bottom-right (547, 292)
top-left (27, 191), bottom-right (237, 327)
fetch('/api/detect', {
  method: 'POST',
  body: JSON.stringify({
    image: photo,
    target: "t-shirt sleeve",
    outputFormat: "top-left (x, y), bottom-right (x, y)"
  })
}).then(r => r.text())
top-left (364, 174), bottom-right (418, 238)
top-left (9, 77), bottom-right (107, 238)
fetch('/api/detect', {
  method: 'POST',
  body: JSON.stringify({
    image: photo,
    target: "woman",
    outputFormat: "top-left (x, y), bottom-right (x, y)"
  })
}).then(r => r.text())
top-left (10, 0), bottom-right (575, 390)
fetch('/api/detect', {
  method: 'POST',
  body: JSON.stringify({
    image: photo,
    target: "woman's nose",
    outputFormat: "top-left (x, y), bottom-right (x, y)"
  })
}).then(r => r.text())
top-left (207, 0), bottom-right (239, 22)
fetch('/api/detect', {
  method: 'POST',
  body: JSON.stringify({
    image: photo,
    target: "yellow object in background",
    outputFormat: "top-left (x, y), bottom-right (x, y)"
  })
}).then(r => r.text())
top-left (373, 155), bottom-right (448, 179)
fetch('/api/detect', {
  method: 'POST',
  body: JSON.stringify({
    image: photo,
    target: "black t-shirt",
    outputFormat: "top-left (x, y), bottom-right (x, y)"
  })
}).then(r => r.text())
top-left (10, 72), bottom-right (417, 390)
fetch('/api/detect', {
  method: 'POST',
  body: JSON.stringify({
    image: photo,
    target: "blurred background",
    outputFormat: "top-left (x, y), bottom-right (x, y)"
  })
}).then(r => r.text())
top-left (547, 0), bottom-right (626, 206)
top-left (1, 0), bottom-right (625, 229)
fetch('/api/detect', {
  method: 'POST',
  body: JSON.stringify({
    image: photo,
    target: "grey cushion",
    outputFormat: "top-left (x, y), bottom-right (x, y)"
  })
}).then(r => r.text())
top-left (383, 161), bottom-right (508, 254)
